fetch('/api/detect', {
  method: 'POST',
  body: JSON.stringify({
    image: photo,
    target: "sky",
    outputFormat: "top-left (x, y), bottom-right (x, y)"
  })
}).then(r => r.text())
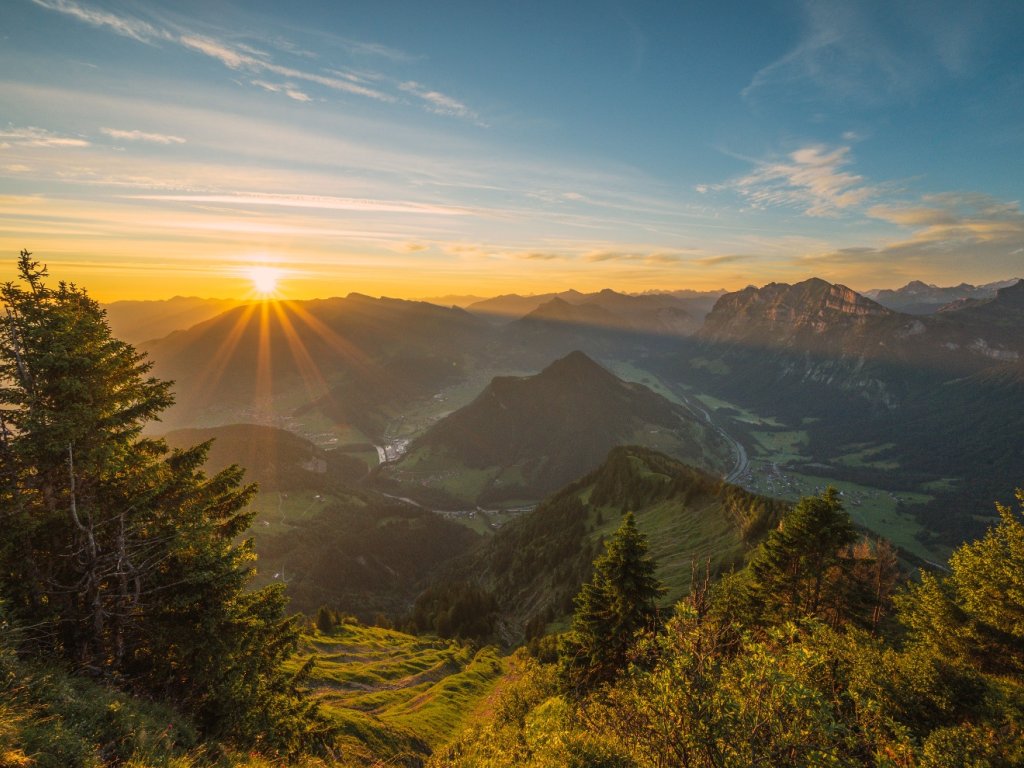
top-left (1, 0), bottom-right (1023, 301)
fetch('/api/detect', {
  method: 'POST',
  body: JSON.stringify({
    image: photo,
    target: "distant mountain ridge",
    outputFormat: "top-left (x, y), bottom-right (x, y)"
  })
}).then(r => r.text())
top-left (102, 296), bottom-right (241, 344)
top-left (700, 276), bottom-right (1024, 369)
top-left (865, 278), bottom-right (1021, 314)
top-left (142, 293), bottom-right (494, 435)
top-left (467, 287), bottom-right (711, 333)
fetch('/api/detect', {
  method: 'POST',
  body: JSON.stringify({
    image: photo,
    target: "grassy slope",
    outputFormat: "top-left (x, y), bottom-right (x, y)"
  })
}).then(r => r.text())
top-left (578, 452), bottom-right (752, 604)
top-left (294, 623), bottom-right (505, 765)
top-left (0, 648), bottom-right (333, 768)
top-left (454, 447), bottom-right (784, 641)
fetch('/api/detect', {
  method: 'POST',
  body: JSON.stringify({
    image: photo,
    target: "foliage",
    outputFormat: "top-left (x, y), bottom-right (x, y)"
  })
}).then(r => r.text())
top-left (746, 487), bottom-right (858, 624)
top-left (558, 512), bottom-right (665, 696)
top-left (0, 253), bottom-right (319, 755)
top-left (899, 488), bottom-right (1024, 677)
top-left (410, 582), bottom-right (499, 640)
top-left (740, 488), bottom-right (899, 631)
top-left (437, 487), bottom-right (1024, 767)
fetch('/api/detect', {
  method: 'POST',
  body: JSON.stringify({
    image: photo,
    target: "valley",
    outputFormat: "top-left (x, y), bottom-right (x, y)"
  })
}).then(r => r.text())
top-left (5, 262), bottom-right (1024, 766)
top-left (9, 4), bottom-right (1024, 762)
top-left (148, 277), bottom-right (1019, 569)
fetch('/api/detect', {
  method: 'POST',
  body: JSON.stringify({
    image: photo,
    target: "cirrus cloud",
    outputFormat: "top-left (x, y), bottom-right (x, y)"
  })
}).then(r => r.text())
top-left (0, 126), bottom-right (89, 148)
top-left (101, 127), bottom-right (186, 144)
top-left (724, 144), bottom-right (875, 217)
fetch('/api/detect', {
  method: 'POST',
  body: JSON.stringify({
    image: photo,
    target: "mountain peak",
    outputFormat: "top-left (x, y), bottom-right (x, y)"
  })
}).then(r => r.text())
top-left (995, 278), bottom-right (1024, 305)
top-left (405, 351), bottom-right (731, 501)
top-left (700, 278), bottom-right (890, 346)
top-left (904, 280), bottom-right (933, 292)
top-left (539, 349), bottom-right (607, 378)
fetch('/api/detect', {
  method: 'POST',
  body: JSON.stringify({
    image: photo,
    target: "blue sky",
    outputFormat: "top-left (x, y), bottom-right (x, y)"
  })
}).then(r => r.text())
top-left (1, 0), bottom-right (1022, 299)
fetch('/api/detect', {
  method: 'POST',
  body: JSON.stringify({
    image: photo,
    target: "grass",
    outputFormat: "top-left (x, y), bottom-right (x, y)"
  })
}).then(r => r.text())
top-left (296, 622), bottom-right (505, 764)
top-left (246, 489), bottom-right (343, 538)
top-left (693, 393), bottom-right (783, 426)
top-left (604, 360), bottom-right (687, 404)
top-left (746, 464), bottom-right (940, 560)
top-left (585, 482), bottom-right (745, 607)
top-left (394, 447), bottom-right (499, 505)
top-left (833, 442), bottom-right (900, 471)
top-left (750, 430), bottom-right (810, 461)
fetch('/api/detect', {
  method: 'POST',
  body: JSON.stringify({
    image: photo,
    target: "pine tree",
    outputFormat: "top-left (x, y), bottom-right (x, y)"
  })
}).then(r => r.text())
top-left (558, 511), bottom-right (664, 696)
top-left (0, 252), bottom-right (318, 752)
top-left (746, 487), bottom-right (857, 625)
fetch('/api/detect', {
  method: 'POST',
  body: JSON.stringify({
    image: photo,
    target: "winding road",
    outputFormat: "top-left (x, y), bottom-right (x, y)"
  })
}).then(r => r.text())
top-left (666, 382), bottom-right (750, 483)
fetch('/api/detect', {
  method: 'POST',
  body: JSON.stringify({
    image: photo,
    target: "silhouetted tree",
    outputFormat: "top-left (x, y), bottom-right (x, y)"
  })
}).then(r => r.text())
top-left (0, 252), bottom-right (318, 752)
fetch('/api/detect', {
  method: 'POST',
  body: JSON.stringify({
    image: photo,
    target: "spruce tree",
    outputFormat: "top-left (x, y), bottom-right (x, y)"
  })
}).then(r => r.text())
top-left (0, 252), bottom-right (318, 752)
top-left (558, 511), bottom-right (664, 696)
top-left (745, 487), bottom-right (857, 625)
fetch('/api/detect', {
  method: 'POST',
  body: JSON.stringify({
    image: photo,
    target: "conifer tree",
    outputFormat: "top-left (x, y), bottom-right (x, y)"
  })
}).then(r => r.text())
top-left (746, 487), bottom-right (857, 625)
top-left (0, 252), bottom-right (318, 752)
top-left (558, 511), bottom-right (664, 696)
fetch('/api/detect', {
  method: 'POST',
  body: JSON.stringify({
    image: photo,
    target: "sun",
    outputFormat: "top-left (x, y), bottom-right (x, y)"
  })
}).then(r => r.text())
top-left (247, 266), bottom-right (282, 296)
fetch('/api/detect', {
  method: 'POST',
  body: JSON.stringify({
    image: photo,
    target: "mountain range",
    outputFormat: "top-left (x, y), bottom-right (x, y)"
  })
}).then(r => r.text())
top-left (142, 293), bottom-right (494, 435)
top-left (121, 273), bottom-right (1024, 557)
top-left (865, 278), bottom-right (1021, 314)
top-left (701, 276), bottom-right (1024, 373)
top-left (102, 296), bottom-right (240, 344)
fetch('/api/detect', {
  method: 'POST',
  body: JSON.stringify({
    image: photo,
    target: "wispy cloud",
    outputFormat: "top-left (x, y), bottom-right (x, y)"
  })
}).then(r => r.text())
top-left (805, 192), bottom-right (1024, 282)
top-left (101, 127), bottom-right (186, 144)
top-left (723, 144), bottom-right (874, 217)
top-left (693, 253), bottom-right (753, 266)
top-left (399, 81), bottom-right (479, 122)
top-left (582, 249), bottom-right (694, 266)
top-left (868, 192), bottom-right (1024, 245)
top-left (515, 251), bottom-right (561, 261)
top-left (30, 0), bottom-right (160, 43)
top-left (33, 0), bottom-right (483, 118)
top-left (0, 126), bottom-right (89, 148)
top-left (742, 0), bottom-right (992, 106)
top-left (125, 192), bottom-right (471, 216)
top-left (250, 80), bottom-right (312, 102)
top-left (585, 250), bottom-right (642, 263)
top-left (178, 35), bottom-right (394, 101)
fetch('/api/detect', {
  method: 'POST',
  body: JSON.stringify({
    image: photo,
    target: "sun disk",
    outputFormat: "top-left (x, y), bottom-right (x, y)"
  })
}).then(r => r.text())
top-left (247, 266), bottom-right (282, 296)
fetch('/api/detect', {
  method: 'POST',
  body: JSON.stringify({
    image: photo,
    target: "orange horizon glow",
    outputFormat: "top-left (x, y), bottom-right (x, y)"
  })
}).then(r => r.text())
top-left (0, 248), bottom-right (970, 304)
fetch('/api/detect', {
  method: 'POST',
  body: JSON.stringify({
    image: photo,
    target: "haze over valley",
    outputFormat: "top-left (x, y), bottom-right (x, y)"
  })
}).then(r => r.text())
top-left (3, 1), bottom-right (1024, 765)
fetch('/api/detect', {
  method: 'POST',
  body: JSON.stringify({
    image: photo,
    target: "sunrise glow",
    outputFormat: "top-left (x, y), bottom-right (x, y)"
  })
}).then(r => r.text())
top-left (247, 266), bottom-right (283, 297)
top-left (0, 1), bottom-right (1022, 300)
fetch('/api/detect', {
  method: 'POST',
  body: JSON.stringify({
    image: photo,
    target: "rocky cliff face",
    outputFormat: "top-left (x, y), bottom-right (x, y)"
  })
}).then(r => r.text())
top-left (701, 278), bottom-right (891, 347)
top-left (692, 277), bottom-right (1024, 412)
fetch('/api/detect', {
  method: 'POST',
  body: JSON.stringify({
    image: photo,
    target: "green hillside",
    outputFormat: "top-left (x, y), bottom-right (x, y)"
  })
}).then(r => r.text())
top-left (415, 446), bottom-right (785, 642)
top-left (163, 422), bottom-right (368, 491)
top-left (296, 621), bottom-right (505, 766)
top-left (389, 352), bottom-right (734, 506)
top-left (253, 488), bottom-right (481, 618)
